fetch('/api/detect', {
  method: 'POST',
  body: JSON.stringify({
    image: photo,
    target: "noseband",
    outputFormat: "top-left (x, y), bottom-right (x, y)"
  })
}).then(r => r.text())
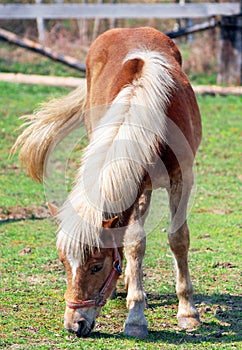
top-left (66, 247), bottom-right (122, 310)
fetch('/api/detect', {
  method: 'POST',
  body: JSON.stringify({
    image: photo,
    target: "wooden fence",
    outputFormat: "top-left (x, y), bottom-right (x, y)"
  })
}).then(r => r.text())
top-left (0, 2), bottom-right (241, 85)
top-left (0, 3), bottom-right (240, 19)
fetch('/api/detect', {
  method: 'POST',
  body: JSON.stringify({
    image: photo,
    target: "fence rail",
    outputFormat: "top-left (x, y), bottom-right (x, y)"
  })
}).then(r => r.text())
top-left (0, 3), bottom-right (240, 20)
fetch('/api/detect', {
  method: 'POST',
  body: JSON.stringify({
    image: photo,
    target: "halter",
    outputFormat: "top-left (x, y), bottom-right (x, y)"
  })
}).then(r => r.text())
top-left (65, 247), bottom-right (122, 310)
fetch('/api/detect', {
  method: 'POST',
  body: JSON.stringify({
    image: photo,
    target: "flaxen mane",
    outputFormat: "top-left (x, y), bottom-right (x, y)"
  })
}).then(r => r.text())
top-left (57, 50), bottom-right (175, 263)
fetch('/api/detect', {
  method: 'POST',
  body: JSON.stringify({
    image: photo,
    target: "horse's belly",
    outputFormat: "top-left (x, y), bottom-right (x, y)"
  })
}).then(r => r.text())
top-left (144, 162), bottom-right (170, 190)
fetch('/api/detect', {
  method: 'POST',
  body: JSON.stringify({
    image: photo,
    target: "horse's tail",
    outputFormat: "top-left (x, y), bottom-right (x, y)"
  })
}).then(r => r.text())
top-left (58, 50), bottom-right (175, 261)
top-left (11, 81), bottom-right (87, 183)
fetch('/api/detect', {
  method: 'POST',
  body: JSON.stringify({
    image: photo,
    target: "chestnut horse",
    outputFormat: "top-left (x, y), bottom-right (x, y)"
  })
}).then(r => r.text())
top-left (13, 27), bottom-right (202, 338)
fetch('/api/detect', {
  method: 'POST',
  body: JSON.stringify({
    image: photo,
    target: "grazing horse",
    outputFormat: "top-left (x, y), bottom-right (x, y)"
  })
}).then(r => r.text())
top-left (13, 27), bottom-right (202, 338)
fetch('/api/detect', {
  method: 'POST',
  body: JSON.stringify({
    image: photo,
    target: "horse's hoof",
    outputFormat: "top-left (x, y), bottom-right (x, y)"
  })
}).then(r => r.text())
top-left (178, 316), bottom-right (200, 330)
top-left (124, 324), bottom-right (148, 339)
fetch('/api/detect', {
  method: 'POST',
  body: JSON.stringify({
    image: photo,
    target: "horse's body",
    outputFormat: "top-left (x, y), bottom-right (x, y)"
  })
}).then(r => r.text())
top-left (13, 27), bottom-right (202, 338)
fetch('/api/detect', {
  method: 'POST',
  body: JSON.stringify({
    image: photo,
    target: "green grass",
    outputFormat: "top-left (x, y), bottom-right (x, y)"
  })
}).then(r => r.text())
top-left (189, 73), bottom-right (217, 85)
top-left (0, 56), bottom-right (84, 78)
top-left (0, 82), bottom-right (241, 349)
top-left (0, 42), bottom-right (85, 78)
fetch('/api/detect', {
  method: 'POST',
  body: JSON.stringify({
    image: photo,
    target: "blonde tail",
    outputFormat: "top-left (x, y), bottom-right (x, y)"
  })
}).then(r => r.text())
top-left (12, 81), bottom-right (87, 183)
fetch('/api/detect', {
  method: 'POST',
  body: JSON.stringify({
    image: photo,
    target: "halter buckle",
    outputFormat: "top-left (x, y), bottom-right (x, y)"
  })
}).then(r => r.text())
top-left (113, 259), bottom-right (122, 275)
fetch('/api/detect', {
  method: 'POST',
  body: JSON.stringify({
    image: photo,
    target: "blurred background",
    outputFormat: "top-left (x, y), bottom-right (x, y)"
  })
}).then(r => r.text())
top-left (0, 0), bottom-right (241, 86)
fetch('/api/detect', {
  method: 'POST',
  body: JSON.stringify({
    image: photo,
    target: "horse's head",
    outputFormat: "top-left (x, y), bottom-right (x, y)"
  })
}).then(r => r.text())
top-left (50, 205), bottom-right (122, 337)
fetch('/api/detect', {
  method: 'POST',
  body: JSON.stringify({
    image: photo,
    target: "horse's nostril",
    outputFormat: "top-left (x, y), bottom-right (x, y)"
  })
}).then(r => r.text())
top-left (76, 319), bottom-right (89, 337)
top-left (78, 319), bottom-right (86, 330)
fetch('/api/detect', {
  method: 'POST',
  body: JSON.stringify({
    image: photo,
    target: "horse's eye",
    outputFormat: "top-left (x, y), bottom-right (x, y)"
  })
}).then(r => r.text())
top-left (91, 264), bottom-right (103, 274)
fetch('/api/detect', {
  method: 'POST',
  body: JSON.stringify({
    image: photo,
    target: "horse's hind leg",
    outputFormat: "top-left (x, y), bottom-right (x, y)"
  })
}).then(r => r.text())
top-left (123, 190), bottom-right (151, 338)
top-left (167, 172), bottom-right (200, 329)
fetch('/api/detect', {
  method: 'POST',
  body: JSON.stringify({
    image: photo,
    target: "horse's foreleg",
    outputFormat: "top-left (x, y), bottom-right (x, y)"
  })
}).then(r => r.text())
top-left (123, 191), bottom-right (151, 338)
top-left (124, 230), bottom-right (148, 338)
top-left (168, 173), bottom-right (200, 329)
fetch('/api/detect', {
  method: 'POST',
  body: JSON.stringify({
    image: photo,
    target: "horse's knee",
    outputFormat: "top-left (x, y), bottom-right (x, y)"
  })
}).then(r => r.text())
top-left (168, 226), bottom-right (190, 256)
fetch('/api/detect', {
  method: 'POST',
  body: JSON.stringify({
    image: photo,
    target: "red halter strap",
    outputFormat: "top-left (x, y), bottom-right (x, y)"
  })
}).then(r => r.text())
top-left (66, 247), bottom-right (122, 310)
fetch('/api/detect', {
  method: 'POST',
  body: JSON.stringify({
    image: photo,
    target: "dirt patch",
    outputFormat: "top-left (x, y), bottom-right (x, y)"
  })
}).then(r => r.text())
top-left (212, 261), bottom-right (237, 269)
top-left (0, 205), bottom-right (50, 223)
top-left (18, 246), bottom-right (32, 255)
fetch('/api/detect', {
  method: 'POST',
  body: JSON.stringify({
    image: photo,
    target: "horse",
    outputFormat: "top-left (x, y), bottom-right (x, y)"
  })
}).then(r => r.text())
top-left (12, 27), bottom-right (202, 338)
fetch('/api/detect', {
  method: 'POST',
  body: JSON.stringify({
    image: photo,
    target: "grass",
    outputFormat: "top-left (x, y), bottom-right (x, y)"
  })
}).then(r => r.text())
top-left (0, 42), bottom-right (85, 78)
top-left (0, 81), bottom-right (241, 349)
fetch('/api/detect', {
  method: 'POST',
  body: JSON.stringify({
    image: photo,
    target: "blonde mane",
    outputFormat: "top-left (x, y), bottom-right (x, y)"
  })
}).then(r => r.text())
top-left (57, 50), bottom-right (175, 263)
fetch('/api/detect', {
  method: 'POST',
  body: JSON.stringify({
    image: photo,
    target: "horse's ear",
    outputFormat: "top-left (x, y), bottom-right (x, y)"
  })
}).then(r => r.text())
top-left (102, 216), bottom-right (119, 229)
top-left (47, 202), bottom-right (59, 217)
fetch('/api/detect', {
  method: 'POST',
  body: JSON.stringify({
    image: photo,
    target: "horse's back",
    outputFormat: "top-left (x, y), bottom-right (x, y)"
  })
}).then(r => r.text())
top-left (87, 27), bottom-right (182, 68)
top-left (86, 27), bottom-right (181, 105)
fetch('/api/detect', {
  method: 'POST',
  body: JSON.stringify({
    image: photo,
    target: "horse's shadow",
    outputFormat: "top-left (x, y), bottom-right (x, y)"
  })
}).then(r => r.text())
top-left (90, 292), bottom-right (242, 345)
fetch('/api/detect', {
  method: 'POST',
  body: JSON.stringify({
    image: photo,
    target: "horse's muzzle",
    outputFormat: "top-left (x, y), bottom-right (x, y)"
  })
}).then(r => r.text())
top-left (65, 318), bottom-right (95, 337)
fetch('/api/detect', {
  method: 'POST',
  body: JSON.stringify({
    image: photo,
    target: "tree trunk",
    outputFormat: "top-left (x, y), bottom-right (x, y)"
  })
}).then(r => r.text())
top-left (217, 14), bottom-right (242, 86)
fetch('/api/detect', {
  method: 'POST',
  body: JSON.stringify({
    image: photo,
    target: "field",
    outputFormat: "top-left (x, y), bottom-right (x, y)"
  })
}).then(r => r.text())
top-left (0, 80), bottom-right (241, 349)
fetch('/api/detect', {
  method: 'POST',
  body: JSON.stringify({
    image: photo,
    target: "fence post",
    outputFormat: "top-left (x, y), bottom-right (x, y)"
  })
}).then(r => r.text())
top-left (217, 12), bottom-right (242, 86)
top-left (77, 0), bottom-right (89, 44)
top-left (35, 0), bottom-right (45, 43)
